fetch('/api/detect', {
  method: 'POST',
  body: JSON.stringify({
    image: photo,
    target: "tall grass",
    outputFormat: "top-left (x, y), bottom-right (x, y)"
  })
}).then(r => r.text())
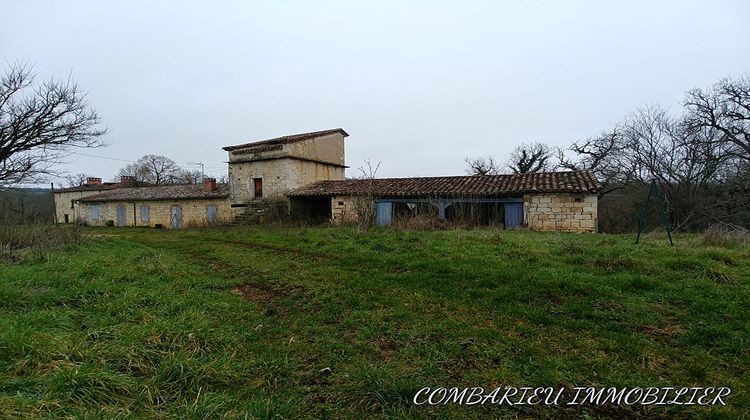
top-left (702, 224), bottom-right (750, 247)
top-left (0, 222), bottom-right (82, 261)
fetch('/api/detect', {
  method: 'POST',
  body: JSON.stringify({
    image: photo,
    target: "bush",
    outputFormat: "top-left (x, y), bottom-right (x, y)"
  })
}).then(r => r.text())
top-left (352, 195), bottom-right (375, 232)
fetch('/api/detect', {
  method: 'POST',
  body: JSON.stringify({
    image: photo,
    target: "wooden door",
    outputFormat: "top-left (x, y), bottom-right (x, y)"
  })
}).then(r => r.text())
top-left (171, 206), bottom-right (182, 229)
top-left (116, 205), bottom-right (126, 227)
top-left (254, 178), bottom-right (263, 198)
top-left (504, 202), bottom-right (523, 229)
top-left (375, 202), bottom-right (392, 226)
top-left (207, 205), bottom-right (217, 224)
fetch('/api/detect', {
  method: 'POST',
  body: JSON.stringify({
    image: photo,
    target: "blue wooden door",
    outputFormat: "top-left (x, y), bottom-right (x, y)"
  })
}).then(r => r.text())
top-left (375, 202), bottom-right (392, 226)
top-left (116, 205), bottom-right (126, 227)
top-left (207, 205), bottom-right (217, 224)
top-left (504, 202), bottom-right (523, 229)
top-left (171, 206), bottom-right (182, 229)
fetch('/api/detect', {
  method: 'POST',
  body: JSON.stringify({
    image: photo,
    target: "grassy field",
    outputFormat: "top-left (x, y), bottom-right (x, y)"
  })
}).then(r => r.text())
top-left (0, 226), bottom-right (748, 418)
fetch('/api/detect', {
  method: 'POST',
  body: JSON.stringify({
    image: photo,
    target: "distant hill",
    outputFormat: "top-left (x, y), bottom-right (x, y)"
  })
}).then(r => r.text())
top-left (0, 187), bottom-right (54, 223)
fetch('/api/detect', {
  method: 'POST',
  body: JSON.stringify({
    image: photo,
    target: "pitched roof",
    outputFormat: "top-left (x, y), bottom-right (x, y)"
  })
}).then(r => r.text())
top-left (222, 128), bottom-right (349, 152)
top-left (77, 184), bottom-right (229, 203)
top-left (288, 171), bottom-right (601, 197)
top-left (55, 181), bottom-right (154, 193)
top-left (55, 182), bottom-right (121, 193)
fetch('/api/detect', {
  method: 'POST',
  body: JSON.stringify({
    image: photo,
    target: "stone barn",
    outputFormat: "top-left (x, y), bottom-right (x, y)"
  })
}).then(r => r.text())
top-left (57, 128), bottom-right (600, 232)
top-left (288, 171), bottom-right (601, 232)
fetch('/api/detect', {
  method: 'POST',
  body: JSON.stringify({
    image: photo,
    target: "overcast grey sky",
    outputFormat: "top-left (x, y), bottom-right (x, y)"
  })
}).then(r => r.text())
top-left (3, 0), bottom-right (749, 185)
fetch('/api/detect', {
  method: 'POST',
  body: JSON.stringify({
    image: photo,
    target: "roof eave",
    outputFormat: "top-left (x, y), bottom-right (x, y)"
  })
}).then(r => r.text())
top-left (222, 128), bottom-right (350, 151)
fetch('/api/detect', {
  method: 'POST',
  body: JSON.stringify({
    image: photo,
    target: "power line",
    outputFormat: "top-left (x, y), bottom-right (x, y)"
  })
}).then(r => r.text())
top-left (69, 152), bottom-right (229, 172)
top-left (70, 151), bottom-right (135, 163)
top-left (71, 152), bottom-right (225, 168)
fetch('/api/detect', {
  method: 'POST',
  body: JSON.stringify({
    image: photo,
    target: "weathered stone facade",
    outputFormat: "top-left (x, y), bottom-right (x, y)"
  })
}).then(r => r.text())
top-left (226, 131), bottom-right (347, 205)
top-left (77, 198), bottom-right (232, 228)
top-left (331, 195), bottom-right (356, 224)
top-left (53, 189), bottom-right (109, 224)
top-left (229, 159), bottom-right (344, 203)
top-left (326, 193), bottom-right (598, 233)
top-left (523, 193), bottom-right (598, 233)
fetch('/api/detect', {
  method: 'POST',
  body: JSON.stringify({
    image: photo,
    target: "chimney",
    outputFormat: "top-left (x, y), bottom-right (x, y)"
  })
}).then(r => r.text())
top-left (203, 177), bottom-right (217, 191)
top-left (120, 175), bottom-right (136, 186)
top-left (86, 177), bottom-right (102, 186)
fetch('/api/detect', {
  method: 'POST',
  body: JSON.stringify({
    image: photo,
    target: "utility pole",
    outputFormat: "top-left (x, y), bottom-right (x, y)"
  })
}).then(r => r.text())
top-left (187, 161), bottom-right (205, 184)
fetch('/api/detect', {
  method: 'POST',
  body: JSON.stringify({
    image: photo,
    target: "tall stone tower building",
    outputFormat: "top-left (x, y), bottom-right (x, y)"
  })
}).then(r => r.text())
top-left (222, 128), bottom-right (349, 208)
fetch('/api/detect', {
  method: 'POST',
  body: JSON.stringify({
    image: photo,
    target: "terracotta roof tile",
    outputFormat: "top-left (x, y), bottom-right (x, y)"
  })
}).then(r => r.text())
top-left (55, 181), bottom-right (153, 193)
top-left (288, 171), bottom-right (601, 197)
top-left (77, 184), bottom-right (229, 203)
top-left (222, 128), bottom-right (349, 151)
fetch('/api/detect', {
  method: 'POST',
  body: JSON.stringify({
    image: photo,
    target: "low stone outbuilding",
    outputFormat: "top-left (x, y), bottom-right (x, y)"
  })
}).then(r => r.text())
top-left (52, 176), bottom-right (147, 224)
top-left (289, 171), bottom-right (601, 232)
top-left (75, 179), bottom-right (231, 228)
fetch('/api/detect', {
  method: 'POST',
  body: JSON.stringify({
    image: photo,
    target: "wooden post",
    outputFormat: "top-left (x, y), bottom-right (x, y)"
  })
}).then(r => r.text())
top-left (50, 182), bottom-right (58, 224)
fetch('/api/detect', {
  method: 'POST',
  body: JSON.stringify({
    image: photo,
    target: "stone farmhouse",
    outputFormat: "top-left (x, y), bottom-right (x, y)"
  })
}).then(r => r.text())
top-left (54, 128), bottom-right (601, 232)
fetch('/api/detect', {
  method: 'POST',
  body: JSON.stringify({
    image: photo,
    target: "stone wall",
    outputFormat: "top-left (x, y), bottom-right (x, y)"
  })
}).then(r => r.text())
top-left (227, 134), bottom-right (346, 206)
top-left (77, 198), bottom-right (232, 228)
top-left (288, 133), bottom-right (345, 165)
top-left (523, 193), bottom-right (598, 233)
top-left (331, 195), bottom-right (357, 224)
top-left (229, 158), bottom-right (344, 205)
top-left (227, 132), bottom-right (345, 165)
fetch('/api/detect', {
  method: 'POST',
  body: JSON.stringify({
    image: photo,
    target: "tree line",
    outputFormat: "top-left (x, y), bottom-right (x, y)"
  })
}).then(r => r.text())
top-left (64, 155), bottom-right (212, 187)
top-left (466, 75), bottom-right (750, 232)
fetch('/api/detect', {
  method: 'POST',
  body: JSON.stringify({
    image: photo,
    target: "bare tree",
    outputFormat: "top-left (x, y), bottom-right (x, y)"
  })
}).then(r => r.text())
top-left (564, 75), bottom-right (750, 232)
top-left (464, 156), bottom-right (500, 175)
top-left (0, 62), bottom-right (106, 186)
top-left (508, 143), bottom-right (551, 173)
top-left (557, 129), bottom-right (629, 196)
top-left (684, 76), bottom-right (750, 161)
top-left (174, 169), bottom-right (203, 184)
top-left (116, 162), bottom-right (148, 183)
top-left (598, 105), bottom-right (730, 229)
top-left (352, 159), bottom-right (381, 232)
top-left (116, 154), bottom-right (180, 185)
top-left (63, 173), bottom-right (88, 187)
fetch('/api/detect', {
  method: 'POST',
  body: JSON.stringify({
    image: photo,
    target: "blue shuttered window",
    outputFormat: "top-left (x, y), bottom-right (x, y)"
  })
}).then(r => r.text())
top-left (89, 205), bottom-right (99, 221)
top-left (140, 205), bottom-right (149, 224)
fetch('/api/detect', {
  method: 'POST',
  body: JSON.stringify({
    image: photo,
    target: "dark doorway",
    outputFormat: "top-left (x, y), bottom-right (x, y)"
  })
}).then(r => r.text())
top-left (290, 197), bottom-right (331, 223)
top-left (445, 202), bottom-right (506, 227)
top-left (253, 178), bottom-right (263, 198)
